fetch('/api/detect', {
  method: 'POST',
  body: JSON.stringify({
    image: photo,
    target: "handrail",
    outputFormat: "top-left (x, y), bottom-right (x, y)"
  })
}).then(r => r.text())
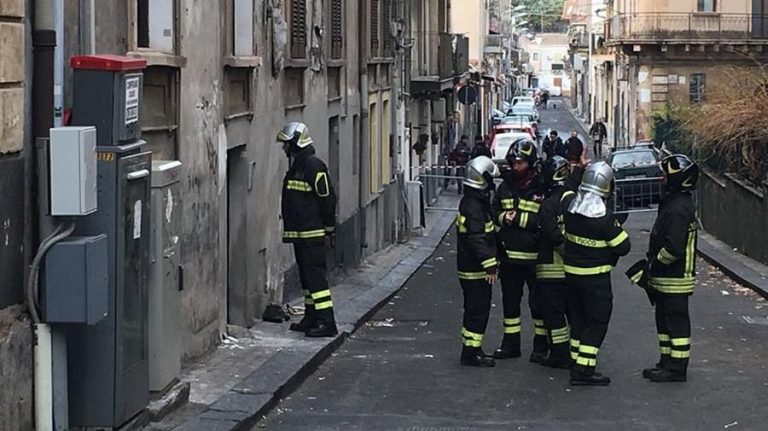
top-left (607, 12), bottom-right (768, 41)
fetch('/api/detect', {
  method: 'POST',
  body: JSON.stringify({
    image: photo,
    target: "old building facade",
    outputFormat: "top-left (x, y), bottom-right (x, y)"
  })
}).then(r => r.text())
top-left (0, 0), bottom-right (467, 427)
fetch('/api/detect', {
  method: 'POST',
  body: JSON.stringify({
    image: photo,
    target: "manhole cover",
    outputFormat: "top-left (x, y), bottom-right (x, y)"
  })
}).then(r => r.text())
top-left (742, 315), bottom-right (768, 325)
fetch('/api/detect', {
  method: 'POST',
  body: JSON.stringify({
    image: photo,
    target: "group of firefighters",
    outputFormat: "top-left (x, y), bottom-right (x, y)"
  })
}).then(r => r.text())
top-left (273, 120), bottom-right (700, 387)
top-left (455, 136), bottom-right (699, 386)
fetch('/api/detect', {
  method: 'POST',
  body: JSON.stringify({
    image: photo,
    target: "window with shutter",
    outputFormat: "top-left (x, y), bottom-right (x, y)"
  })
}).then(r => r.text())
top-left (370, 0), bottom-right (380, 57)
top-left (290, 0), bottom-right (307, 59)
top-left (331, 0), bottom-right (344, 59)
top-left (382, 0), bottom-right (393, 57)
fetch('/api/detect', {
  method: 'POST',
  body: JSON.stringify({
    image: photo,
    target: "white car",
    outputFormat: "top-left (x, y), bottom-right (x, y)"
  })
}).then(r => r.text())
top-left (511, 96), bottom-right (536, 106)
top-left (491, 132), bottom-right (533, 164)
top-left (508, 103), bottom-right (539, 122)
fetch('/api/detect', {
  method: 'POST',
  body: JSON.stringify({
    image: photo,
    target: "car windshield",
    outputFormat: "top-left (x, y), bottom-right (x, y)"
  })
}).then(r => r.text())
top-left (611, 151), bottom-right (658, 168)
top-left (510, 107), bottom-right (534, 115)
top-left (503, 115), bottom-right (533, 124)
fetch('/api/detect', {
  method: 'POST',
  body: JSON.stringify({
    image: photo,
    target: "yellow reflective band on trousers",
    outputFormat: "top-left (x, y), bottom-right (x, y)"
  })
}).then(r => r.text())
top-left (312, 289), bottom-right (333, 310)
top-left (607, 231), bottom-right (629, 247)
top-left (283, 229), bottom-right (327, 239)
top-left (481, 257), bottom-right (498, 269)
top-left (657, 247), bottom-right (677, 265)
top-left (518, 199), bottom-right (541, 213)
top-left (576, 357), bottom-right (597, 366)
top-left (506, 250), bottom-right (538, 261)
top-left (650, 277), bottom-right (695, 294)
top-left (536, 264), bottom-right (565, 279)
top-left (286, 180), bottom-right (313, 192)
top-left (458, 271), bottom-right (487, 280)
top-left (671, 337), bottom-right (691, 346)
top-left (503, 317), bottom-right (521, 334)
top-left (578, 345), bottom-right (599, 355)
top-left (658, 333), bottom-right (670, 342)
top-left (565, 233), bottom-right (608, 248)
top-left (670, 350), bottom-right (690, 359)
top-left (563, 264), bottom-right (613, 276)
top-left (551, 326), bottom-right (570, 344)
top-left (534, 319), bottom-right (547, 335)
top-left (462, 327), bottom-right (484, 347)
top-left (570, 339), bottom-right (580, 360)
top-left (311, 289), bottom-right (332, 300)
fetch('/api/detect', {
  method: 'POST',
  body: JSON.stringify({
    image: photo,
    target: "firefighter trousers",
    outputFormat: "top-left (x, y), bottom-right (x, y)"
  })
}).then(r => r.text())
top-left (567, 274), bottom-right (613, 371)
top-left (294, 241), bottom-right (335, 324)
top-left (654, 293), bottom-right (691, 373)
top-left (539, 280), bottom-right (571, 361)
top-left (460, 278), bottom-right (492, 350)
top-left (499, 263), bottom-right (547, 353)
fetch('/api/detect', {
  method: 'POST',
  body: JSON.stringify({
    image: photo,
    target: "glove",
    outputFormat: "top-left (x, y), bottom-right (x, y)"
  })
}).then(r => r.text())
top-left (625, 259), bottom-right (655, 306)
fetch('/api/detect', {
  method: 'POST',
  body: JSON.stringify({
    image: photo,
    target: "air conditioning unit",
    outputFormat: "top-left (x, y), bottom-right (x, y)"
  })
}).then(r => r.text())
top-left (405, 181), bottom-right (425, 230)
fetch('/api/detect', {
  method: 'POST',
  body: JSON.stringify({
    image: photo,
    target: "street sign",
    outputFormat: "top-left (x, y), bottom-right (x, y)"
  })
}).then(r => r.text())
top-left (458, 85), bottom-right (477, 105)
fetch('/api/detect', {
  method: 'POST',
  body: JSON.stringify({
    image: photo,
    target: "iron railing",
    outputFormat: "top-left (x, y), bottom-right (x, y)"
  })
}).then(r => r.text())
top-left (607, 13), bottom-right (768, 42)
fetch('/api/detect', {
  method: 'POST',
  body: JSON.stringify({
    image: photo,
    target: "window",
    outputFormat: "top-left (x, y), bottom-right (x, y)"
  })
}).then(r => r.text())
top-left (289, 0), bottom-right (307, 59)
top-left (284, 67), bottom-right (305, 108)
top-left (533, 53), bottom-right (539, 61)
top-left (382, 0), bottom-right (393, 58)
top-left (690, 73), bottom-right (706, 104)
top-left (137, 0), bottom-right (175, 53)
top-left (141, 66), bottom-right (179, 159)
top-left (230, 0), bottom-right (255, 57)
top-left (328, 67), bottom-right (341, 100)
top-left (329, 0), bottom-right (344, 60)
top-left (370, 0), bottom-right (380, 57)
top-left (697, 0), bottom-right (716, 12)
top-left (381, 98), bottom-right (391, 184)
top-left (369, 101), bottom-right (380, 193)
top-left (224, 67), bottom-right (253, 120)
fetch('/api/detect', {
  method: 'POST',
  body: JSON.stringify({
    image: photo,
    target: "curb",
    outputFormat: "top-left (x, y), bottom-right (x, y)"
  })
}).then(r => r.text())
top-left (173, 203), bottom-right (455, 431)
top-left (697, 236), bottom-right (768, 300)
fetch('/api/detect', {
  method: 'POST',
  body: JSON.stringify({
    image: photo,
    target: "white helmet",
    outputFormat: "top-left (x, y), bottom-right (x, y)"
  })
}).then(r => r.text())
top-left (276, 122), bottom-right (314, 148)
top-left (579, 161), bottom-right (614, 198)
top-left (463, 156), bottom-right (500, 190)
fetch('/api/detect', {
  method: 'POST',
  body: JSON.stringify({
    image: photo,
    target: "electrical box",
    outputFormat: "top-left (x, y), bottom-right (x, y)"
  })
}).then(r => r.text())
top-left (49, 127), bottom-right (98, 216)
top-left (42, 235), bottom-right (108, 325)
top-left (70, 55), bottom-right (147, 147)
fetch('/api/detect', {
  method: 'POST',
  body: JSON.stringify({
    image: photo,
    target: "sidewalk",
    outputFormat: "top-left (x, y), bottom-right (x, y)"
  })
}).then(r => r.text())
top-left (144, 193), bottom-right (460, 431)
top-left (697, 230), bottom-right (768, 299)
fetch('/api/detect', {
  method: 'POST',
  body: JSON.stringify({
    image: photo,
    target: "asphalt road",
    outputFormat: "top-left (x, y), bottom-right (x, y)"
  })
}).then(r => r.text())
top-left (255, 105), bottom-right (768, 431)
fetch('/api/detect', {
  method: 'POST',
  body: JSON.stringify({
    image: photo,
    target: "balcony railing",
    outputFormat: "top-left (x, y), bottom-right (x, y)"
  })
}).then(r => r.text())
top-left (607, 13), bottom-right (768, 42)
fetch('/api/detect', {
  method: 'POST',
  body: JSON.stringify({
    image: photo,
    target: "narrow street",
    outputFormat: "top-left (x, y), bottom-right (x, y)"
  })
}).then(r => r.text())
top-left (255, 106), bottom-right (768, 431)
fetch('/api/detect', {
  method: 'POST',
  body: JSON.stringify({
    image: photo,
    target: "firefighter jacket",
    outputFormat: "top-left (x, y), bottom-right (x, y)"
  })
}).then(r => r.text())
top-left (563, 196), bottom-right (631, 277)
top-left (493, 176), bottom-right (545, 265)
top-left (536, 188), bottom-right (576, 281)
top-left (456, 188), bottom-right (499, 280)
top-left (648, 191), bottom-right (698, 294)
top-left (536, 169), bottom-right (584, 280)
top-left (281, 147), bottom-right (337, 243)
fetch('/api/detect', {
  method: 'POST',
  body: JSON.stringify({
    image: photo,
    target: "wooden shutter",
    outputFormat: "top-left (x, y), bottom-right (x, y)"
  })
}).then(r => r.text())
top-left (331, 0), bottom-right (344, 59)
top-left (382, 0), bottom-right (393, 57)
top-left (291, 0), bottom-right (307, 58)
top-left (370, 0), bottom-right (380, 56)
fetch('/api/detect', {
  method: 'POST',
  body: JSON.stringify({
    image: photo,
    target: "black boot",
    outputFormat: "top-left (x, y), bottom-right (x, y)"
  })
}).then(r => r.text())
top-left (642, 361), bottom-right (664, 379)
top-left (461, 347), bottom-right (496, 367)
top-left (305, 321), bottom-right (339, 338)
top-left (289, 316), bottom-right (315, 332)
top-left (529, 351), bottom-right (548, 364)
top-left (492, 336), bottom-right (521, 359)
top-left (570, 366), bottom-right (611, 386)
top-left (648, 368), bottom-right (686, 383)
top-left (541, 344), bottom-right (572, 369)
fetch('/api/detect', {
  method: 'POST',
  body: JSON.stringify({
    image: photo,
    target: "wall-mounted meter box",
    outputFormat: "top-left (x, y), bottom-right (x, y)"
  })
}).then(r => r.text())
top-left (49, 126), bottom-right (98, 216)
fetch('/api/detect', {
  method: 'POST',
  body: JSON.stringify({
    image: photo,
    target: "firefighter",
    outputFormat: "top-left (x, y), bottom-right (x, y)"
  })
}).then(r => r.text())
top-left (564, 161), bottom-right (631, 385)
top-left (277, 122), bottom-right (338, 337)
top-left (456, 156), bottom-right (501, 367)
top-left (536, 156), bottom-right (576, 369)
top-left (642, 154), bottom-right (699, 383)
top-left (492, 138), bottom-right (548, 362)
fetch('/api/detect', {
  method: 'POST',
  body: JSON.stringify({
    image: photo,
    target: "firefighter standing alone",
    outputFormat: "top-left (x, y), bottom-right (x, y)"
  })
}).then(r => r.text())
top-left (456, 156), bottom-right (501, 367)
top-left (277, 122), bottom-right (338, 337)
top-left (563, 161), bottom-right (631, 386)
top-left (642, 154), bottom-right (699, 382)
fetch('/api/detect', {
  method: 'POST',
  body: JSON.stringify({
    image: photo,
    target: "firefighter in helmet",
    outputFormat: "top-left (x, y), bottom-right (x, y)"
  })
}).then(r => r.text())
top-left (277, 122), bottom-right (338, 337)
top-left (456, 156), bottom-right (501, 367)
top-left (642, 154), bottom-right (699, 382)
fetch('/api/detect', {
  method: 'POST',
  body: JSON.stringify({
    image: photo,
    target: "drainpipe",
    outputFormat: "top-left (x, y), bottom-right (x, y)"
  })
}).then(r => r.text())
top-left (358, 0), bottom-right (369, 252)
top-left (32, 1), bottom-right (58, 429)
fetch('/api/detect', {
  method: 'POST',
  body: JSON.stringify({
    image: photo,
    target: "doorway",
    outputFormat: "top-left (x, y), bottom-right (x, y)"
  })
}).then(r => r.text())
top-left (226, 145), bottom-right (252, 327)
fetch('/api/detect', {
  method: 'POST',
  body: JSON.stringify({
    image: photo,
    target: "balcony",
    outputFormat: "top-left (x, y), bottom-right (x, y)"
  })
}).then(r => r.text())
top-left (484, 34), bottom-right (505, 54)
top-left (568, 24), bottom-right (589, 50)
top-left (410, 33), bottom-right (469, 97)
top-left (607, 13), bottom-right (768, 45)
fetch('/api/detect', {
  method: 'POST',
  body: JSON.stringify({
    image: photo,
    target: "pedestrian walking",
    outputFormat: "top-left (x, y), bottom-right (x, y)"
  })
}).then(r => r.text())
top-left (455, 156), bottom-right (501, 367)
top-left (492, 138), bottom-right (548, 362)
top-left (536, 156), bottom-right (577, 369)
top-left (563, 161), bottom-right (631, 385)
top-left (641, 154), bottom-right (699, 383)
top-left (589, 118), bottom-right (608, 159)
top-left (565, 131), bottom-right (584, 164)
top-left (447, 135), bottom-right (472, 192)
top-left (543, 130), bottom-right (565, 160)
top-left (471, 135), bottom-right (492, 159)
top-left (277, 122), bottom-right (339, 338)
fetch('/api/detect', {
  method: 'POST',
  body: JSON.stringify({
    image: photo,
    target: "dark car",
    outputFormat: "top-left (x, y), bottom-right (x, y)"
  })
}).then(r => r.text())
top-left (609, 149), bottom-right (664, 211)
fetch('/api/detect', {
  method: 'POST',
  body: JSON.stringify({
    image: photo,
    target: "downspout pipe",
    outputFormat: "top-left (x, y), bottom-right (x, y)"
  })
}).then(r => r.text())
top-left (358, 1), bottom-right (369, 252)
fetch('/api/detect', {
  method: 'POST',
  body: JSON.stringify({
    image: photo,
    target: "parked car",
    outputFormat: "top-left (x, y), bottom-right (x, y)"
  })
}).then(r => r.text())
top-left (491, 108), bottom-right (506, 126)
top-left (507, 104), bottom-right (539, 122)
top-left (511, 96), bottom-right (536, 106)
top-left (609, 148), bottom-right (663, 210)
top-left (491, 132), bottom-right (533, 166)
top-left (503, 115), bottom-right (539, 139)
